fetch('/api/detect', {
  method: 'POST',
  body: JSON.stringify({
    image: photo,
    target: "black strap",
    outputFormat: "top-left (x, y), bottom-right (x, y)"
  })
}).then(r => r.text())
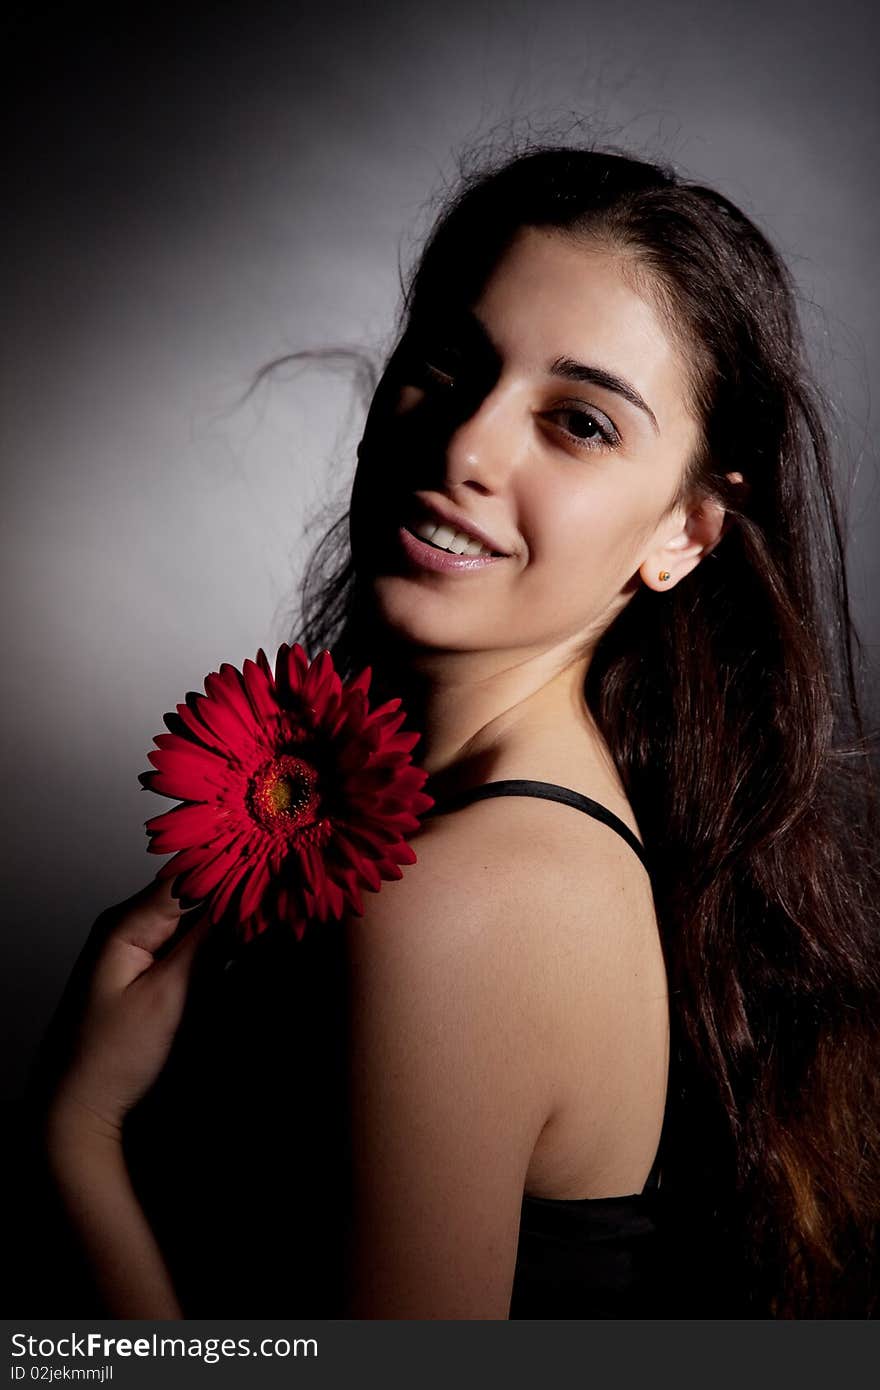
top-left (425, 778), bottom-right (651, 877)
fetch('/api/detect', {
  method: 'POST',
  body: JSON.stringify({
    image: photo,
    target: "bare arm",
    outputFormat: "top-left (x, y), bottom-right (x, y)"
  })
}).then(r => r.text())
top-left (341, 806), bottom-right (580, 1319)
top-left (41, 879), bottom-right (213, 1318)
top-left (45, 1103), bottom-right (182, 1319)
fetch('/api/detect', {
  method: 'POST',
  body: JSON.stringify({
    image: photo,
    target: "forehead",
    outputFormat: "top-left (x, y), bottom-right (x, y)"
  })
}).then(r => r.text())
top-left (472, 226), bottom-right (695, 423)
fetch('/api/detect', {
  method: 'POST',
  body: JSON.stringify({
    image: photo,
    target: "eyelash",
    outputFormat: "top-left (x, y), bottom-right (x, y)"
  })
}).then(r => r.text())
top-left (549, 403), bottom-right (620, 451)
top-left (417, 359), bottom-right (621, 453)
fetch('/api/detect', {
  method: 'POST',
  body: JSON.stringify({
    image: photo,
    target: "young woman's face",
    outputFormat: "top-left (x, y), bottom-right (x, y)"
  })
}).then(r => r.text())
top-left (354, 226), bottom-right (702, 659)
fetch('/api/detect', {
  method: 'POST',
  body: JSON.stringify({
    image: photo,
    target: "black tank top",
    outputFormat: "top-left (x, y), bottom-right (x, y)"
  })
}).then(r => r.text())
top-left (25, 779), bottom-right (745, 1317)
top-left (425, 778), bottom-right (668, 1318)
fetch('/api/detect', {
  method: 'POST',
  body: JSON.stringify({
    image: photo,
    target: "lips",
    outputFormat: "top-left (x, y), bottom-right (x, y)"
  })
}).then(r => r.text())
top-left (406, 495), bottom-right (513, 557)
top-left (397, 524), bottom-right (508, 573)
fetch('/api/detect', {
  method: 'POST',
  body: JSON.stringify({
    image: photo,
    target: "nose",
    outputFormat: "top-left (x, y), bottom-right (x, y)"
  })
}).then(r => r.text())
top-left (441, 383), bottom-right (520, 497)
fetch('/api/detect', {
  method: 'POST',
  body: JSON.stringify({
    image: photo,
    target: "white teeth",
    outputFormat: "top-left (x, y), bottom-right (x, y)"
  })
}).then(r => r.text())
top-left (411, 519), bottom-right (495, 557)
top-left (430, 523), bottom-right (457, 550)
top-left (446, 531), bottom-right (471, 555)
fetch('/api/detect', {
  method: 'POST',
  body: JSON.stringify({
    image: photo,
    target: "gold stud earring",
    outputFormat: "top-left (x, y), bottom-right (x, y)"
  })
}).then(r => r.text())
top-left (658, 571), bottom-right (671, 582)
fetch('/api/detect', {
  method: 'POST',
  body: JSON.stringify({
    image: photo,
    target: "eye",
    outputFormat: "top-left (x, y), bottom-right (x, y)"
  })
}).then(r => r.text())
top-left (548, 403), bottom-right (620, 451)
top-left (423, 358), bottom-right (458, 389)
top-left (403, 341), bottom-right (463, 392)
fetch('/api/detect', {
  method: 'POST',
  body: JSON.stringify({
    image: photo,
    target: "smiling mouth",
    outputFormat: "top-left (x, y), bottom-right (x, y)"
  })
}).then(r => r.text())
top-left (396, 523), bottom-right (507, 572)
top-left (404, 518), bottom-right (503, 558)
top-left (409, 528), bottom-right (453, 552)
top-left (403, 525), bottom-right (499, 557)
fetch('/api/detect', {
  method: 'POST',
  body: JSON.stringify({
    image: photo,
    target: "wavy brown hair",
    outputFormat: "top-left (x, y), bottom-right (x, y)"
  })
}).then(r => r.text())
top-left (288, 144), bottom-right (880, 1317)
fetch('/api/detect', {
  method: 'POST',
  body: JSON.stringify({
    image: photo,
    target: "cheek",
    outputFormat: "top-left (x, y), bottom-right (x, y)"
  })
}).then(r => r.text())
top-left (395, 386), bottom-right (423, 413)
top-left (525, 482), bottom-right (640, 572)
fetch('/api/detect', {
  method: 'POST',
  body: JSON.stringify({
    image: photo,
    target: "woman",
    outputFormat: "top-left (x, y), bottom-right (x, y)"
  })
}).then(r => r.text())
top-left (35, 145), bottom-right (880, 1319)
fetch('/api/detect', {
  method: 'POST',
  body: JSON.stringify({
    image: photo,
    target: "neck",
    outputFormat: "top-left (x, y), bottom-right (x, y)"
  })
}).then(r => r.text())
top-left (367, 637), bottom-right (608, 805)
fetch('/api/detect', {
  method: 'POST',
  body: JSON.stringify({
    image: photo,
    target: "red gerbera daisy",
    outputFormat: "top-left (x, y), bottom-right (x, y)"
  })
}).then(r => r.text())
top-left (140, 644), bottom-right (434, 942)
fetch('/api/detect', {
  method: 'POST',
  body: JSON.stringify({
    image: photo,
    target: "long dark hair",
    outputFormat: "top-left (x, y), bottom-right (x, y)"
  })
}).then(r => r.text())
top-left (291, 144), bottom-right (880, 1317)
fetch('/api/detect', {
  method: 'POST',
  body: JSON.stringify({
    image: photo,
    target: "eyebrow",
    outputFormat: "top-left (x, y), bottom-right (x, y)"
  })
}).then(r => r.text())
top-left (548, 357), bottom-right (659, 433)
top-left (455, 307), bottom-right (659, 434)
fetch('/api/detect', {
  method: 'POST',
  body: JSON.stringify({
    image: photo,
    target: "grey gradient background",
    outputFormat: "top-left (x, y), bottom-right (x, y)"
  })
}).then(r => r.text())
top-left (3, 0), bottom-right (879, 1107)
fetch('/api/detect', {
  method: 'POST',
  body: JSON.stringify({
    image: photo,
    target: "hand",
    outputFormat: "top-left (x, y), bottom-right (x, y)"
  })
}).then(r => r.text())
top-left (45, 877), bottom-right (214, 1143)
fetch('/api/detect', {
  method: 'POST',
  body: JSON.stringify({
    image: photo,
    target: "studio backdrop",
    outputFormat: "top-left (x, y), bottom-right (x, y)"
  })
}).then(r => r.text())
top-left (3, 0), bottom-right (878, 1110)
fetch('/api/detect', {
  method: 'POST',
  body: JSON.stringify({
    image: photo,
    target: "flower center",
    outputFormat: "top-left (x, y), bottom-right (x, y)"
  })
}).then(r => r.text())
top-left (248, 754), bottom-right (321, 831)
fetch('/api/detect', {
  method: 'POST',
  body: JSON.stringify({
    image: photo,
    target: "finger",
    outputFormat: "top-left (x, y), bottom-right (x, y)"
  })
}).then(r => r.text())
top-left (64, 878), bottom-right (181, 993)
top-left (91, 879), bottom-right (188, 999)
top-left (127, 908), bottom-right (217, 1029)
top-left (150, 907), bottom-right (216, 992)
top-left (118, 875), bottom-right (188, 945)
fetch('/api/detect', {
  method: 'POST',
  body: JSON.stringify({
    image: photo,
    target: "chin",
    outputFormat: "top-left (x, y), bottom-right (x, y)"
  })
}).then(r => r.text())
top-left (367, 574), bottom-right (489, 653)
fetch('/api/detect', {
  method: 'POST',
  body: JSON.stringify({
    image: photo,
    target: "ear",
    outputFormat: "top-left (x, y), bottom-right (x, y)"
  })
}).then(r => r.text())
top-left (639, 472), bottom-right (744, 592)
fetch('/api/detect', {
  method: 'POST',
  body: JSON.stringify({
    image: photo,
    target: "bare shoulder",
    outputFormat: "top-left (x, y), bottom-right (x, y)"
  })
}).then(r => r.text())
top-left (341, 791), bottom-right (665, 1313)
top-left (397, 786), bottom-right (657, 953)
top-left (402, 792), bottom-right (668, 1200)
top-left (344, 789), bottom-right (658, 1105)
top-left (343, 797), bottom-right (570, 1065)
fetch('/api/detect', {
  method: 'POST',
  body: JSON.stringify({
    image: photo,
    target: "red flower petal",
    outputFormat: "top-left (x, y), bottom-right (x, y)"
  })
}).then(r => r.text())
top-left (356, 857), bottom-right (382, 893)
top-left (337, 866), bottom-right (365, 917)
top-left (145, 750), bottom-right (231, 801)
top-left (145, 802), bottom-right (224, 851)
top-left (211, 667), bottom-right (265, 738)
top-left (141, 643), bottom-right (432, 944)
top-left (365, 697), bottom-right (404, 725)
top-left (238, 851), bottom-right (273, 920)
top-left (165, 700), bottom-right (220, 754)
top-left (279, 643), bottom-right (309, 693)
top-left (254, 648), bottom-right (276, 687)
top-left (241, 656), bottom-right (279, 725)
top-left (300, 648), bottom-right (335, 709)
top-left (208, 855), bottom-right (253, 922)
top-left (159, 832), bottom-right (250, 897)
top-left (345, 666), bottom-right (372, 697)
top-left (200, 670), bottom-right (266, 753)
